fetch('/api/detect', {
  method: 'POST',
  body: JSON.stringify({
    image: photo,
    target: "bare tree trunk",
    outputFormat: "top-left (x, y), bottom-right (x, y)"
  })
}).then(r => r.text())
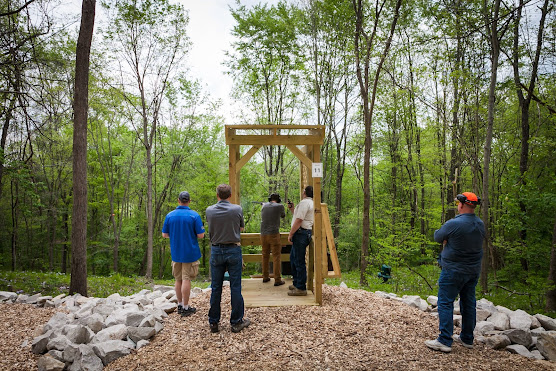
top-left (353, 0), bottom-right (402, 286)
top-left (69, 0), bottom-right (95, 296)
top-left (481, 0), bottom-right (505, 294)
top-left (547, 216), bottom-right (556, 311)
top-left (512, 0), bottom-right (549, 272)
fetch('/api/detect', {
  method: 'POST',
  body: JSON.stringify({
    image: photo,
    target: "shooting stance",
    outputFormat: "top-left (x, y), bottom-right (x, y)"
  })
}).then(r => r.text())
top-left (260, 193), bottom-right (286, 286)
top-left (425, 192), bottom-right (485, 353)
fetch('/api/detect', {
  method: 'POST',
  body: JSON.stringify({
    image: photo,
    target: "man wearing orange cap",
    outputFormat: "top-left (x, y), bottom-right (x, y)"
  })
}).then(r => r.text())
top-left (426, 192), bottom-right (485, 353)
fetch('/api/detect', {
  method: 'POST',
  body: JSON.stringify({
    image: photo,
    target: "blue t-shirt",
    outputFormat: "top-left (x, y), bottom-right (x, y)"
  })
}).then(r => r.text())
top-left (162, 206), bottom-right (205, 263)
top-left (434, 213), bottom-right (485, 275)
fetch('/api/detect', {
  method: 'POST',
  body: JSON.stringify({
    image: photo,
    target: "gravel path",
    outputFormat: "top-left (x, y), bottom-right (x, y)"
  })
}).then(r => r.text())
top-left (2, 285), bottom-right (555, 370)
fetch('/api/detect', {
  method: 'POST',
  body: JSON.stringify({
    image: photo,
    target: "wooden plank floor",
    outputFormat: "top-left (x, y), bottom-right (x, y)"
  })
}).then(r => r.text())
top-left (241, 278), bottom-right (318, 307)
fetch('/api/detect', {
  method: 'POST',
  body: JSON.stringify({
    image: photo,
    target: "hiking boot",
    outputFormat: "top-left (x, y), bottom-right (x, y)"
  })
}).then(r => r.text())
top-left (288, 284), bottom-right (296, 290)
top-left (425, 339), bottom-right (451, 353)
top-left (177, 305), bottom-right (184, 315)
top-left (274, 280), bottom-right (286, 286)
top-left (181, 306), bottom-right (197, 317)
top-left (231, 318), bottom-right (251, 333)
top-left (263, 278), bottom-right (270, 283)
top-left (453, 334), bottom-right (473, 349)
top-left (210, 323), bottom-right (219, 333)
top-left (288, 288), bottom-right (307, 296)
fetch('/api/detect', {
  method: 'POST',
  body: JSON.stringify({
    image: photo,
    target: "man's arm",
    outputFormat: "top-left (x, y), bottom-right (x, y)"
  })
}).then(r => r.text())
top-left (288, 218), bottom-right (303, 243)
top-left (162, 232), bottom-right (170, 238)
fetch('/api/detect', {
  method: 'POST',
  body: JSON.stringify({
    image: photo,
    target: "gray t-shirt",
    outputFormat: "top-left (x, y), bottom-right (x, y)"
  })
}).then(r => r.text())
top-left (206, 200), bottom-right (245, 245)
top-left (260, 202), bottom-right (285, 235)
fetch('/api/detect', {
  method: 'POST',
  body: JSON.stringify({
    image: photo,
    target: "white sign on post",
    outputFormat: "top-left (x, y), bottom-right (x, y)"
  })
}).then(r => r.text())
top-left (312, 163), bottom-right (323, 178)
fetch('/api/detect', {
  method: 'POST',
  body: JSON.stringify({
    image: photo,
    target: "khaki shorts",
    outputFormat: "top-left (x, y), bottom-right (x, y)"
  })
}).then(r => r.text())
top-left (172, 260), bottom-right (199, 280)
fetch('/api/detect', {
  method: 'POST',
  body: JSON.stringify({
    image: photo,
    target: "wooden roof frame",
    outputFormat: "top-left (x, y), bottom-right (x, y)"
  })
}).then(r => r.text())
top-left (225, 124), bottom-right (330, 304)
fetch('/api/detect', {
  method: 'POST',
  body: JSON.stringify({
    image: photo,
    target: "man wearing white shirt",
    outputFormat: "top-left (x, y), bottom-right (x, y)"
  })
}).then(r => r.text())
top-left (286, 186), bottom-right (314, 296)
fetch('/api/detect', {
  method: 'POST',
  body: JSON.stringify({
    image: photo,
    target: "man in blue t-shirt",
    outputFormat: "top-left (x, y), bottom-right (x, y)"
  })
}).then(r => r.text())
top-left (426, 192), bottom-right (485, 353)
top-left (162, 191), bottom-right (205, 317)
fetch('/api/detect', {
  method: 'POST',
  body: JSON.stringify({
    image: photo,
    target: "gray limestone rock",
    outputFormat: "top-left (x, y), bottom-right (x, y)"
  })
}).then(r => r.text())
top-left (426, 295), bottom-right (437, 307)
top-left (63, 342), bottom-right (81, 363)
top-left (401, 295), bottom-right (428, 311)
top-left (476, 309), bottom-right (491, 322)
top-left (509, 309), bottom-right (532, 330)
top-left (537, 331), bottom-right (556, 361)
top-left (534, 314), bottom-right (556, 331)
top-left (139, 314), bottom-right (156, 328)
top-left (530, 349), bottom-right (545, 360)
top-left (487, 311), bottom-right (510, 331)
top-left (68, 344), bottom-right (103, 371)
top-left (32, 330), bottom-right (54, 354)
top-left (0, 291), bottom-right (17, 302)
top-left (44, 312), bottom-right (70, 333)
top-left (136, 339), bottom-right (149, 349)
top-left (37, 354), bottom-right (65, 371)
top-left (63, 324), bottom-right (94, 344)
top-left (46, 335), bottom-right (72, 351)
top-left (47, 349), bottom-right (65, 363)
top-left (91, 323), bottom-right (128, 343)
top-left (77, 313), bottom-right (105, 334)
top-left (474, 321), bottom-right (495, 335)
top-left (125, 312), bottom-right (148, 327)
top-left (92, 340), bottom-right (135, 366)
top-left (484, 334), bottom-right (511, 349)
top-left (506, 344), bottom-right (536, 359)
top-left (500, 328), bottom-right (533, 348)
top-left (127, 326), bottom-right (156, 343)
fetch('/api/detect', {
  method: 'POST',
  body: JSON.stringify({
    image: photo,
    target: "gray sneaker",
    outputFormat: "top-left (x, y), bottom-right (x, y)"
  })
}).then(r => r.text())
top-left (453, 334), bottom-right (473, 349)
top-left (288, 288), bottom-right (307, 296)
top-left (231, 318), bottom-right (251, 333)
top-left (288, 284), bottom-right (296, 290)
top-left (425, 339), bottom-right (451, 353)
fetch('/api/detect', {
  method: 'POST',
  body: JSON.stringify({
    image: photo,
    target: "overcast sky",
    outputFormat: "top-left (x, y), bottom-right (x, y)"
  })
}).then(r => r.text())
top-left (60, 0), bottom-right (282, 123)
top-left (182, 1), bottom-right (282, 122)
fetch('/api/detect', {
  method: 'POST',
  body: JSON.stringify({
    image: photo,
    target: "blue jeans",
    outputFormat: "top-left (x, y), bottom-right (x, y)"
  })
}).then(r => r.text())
top-left (209, 246), bottom-right (244, 325)
top-left (290, 228), bottom-right (312, 291)
top-left (437, 269), bottom-right (479, 347)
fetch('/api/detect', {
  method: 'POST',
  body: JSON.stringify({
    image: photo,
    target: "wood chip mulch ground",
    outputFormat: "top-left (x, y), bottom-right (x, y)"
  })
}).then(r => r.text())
top-left (2, 285), bottom-right (555, 370)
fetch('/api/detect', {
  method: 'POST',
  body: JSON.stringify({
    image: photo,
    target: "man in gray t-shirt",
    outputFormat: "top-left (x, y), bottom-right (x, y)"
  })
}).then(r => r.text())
top-left (205, 184), bottom-right (250, 333)
top-left (260, 193), bottom-right (286, 286)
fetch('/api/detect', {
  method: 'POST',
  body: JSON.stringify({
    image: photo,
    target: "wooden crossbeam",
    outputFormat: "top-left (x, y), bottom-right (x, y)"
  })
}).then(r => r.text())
top-left (236, 145), bottom-right (261, 173)
top-left (242, 253), bottom-right (290, 263)
top-left (321, 204), bottom-right (341, 278)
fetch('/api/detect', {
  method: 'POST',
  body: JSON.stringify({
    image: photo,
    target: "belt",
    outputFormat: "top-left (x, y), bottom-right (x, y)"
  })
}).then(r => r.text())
top-left (212, 243), bottom-right (240, 247)
top-left (298, 227), bottom-right (311, 231)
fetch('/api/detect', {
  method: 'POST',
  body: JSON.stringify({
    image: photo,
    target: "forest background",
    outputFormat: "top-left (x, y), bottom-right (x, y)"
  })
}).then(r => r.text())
top-left (1, 0), bottom-right (555, 315)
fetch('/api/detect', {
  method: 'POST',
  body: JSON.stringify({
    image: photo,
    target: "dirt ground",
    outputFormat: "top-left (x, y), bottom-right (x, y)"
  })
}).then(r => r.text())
top-left (2, 285), bottom-right (555, 370)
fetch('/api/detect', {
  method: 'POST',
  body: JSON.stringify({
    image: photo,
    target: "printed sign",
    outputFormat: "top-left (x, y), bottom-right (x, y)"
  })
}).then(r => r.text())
top-left (312, 163), bottom-right (323, 178)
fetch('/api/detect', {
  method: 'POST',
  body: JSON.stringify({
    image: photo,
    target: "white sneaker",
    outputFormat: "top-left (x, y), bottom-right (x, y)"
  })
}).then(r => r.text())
top-left (425, 339), bottom-right (452, 353)
top-left (453, 334), bottom-right (473, 349)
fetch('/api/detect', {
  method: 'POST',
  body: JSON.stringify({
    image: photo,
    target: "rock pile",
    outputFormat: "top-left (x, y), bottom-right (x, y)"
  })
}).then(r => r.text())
top-left (0, 285), bottom-right (208, 371)
top-left (374, 290), bottom-right (556, 361)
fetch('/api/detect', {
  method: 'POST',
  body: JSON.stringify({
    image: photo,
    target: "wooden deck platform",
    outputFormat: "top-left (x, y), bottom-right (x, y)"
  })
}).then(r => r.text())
top-left (241, 278), bottom-right (318, 307)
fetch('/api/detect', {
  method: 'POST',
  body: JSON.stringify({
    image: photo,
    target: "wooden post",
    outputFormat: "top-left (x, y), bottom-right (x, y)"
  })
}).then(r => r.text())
top-left (312, 144), bottom-right (323, 305)
top-left (229, 144), bottom-right (240, 204)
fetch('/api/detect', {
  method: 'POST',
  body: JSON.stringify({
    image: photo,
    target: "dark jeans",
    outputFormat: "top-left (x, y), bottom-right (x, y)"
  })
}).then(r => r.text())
top-left (290, 228), bottom-right (312, 291)
top-left (209, 245), bottom-right (244, 325)
top-left (437, 269), bottom-right (479, 347)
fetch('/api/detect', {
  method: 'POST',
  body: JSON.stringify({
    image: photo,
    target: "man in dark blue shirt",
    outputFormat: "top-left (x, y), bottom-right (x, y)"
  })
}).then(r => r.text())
top-left (162, 191), bottom-right (205, 317)
top-left (426, 192), bottom-right (485, 353)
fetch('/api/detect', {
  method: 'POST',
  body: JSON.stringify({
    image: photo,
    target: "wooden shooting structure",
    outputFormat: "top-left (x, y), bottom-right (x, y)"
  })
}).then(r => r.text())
top-left (225, 125), bottom-right (341, 306)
